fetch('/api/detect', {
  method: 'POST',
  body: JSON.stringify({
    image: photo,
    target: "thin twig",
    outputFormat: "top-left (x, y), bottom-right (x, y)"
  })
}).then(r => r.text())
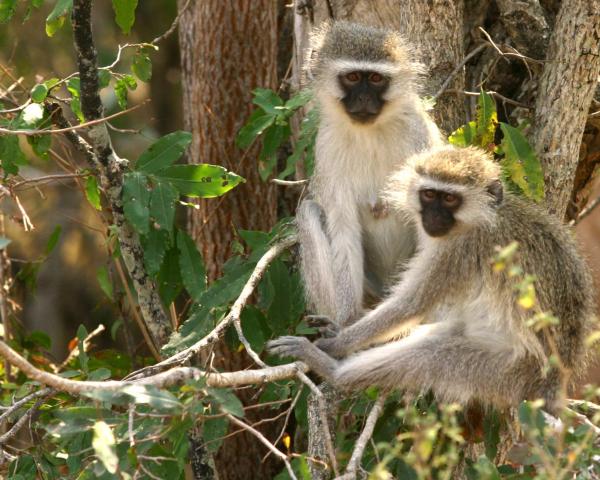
top-left (12, 173), bottom-right (88, 189)
top-left (0, 101), bottom-right (148, 136)
top-left (336, 394), bottom-right (387, 480)
top-left (151, 0), bottom-right (194, 45)
top-left (0, 388), bottom-right (54, 424)
top-left (271, 179), bottom-right (309, 187)
top-left (434, 43), bottom-right (488, 100)
top-left (56, 324), bottom-right (106, 371)
top-left (0, 397), bottom-right (45, 444)
top-left (570, 195), bottom-right (600, 226)
top-left (225, 413), bottom-right (297, 480)
top-left (444, 89), bottom-right (531, 109)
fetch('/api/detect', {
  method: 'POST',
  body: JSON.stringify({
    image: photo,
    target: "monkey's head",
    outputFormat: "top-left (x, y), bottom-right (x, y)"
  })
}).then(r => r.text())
top-left (307, 21), bottom-right (424, 126)
top-left (386, 146), bottom-right (504, 237)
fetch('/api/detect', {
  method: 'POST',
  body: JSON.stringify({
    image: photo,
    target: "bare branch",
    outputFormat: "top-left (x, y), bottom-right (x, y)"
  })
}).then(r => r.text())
top-left (0, 337), bottom-right (306, 393)
top-left (126, 235), bottom-right (298, 379)
top-left (570, 195), bottom-right (600, 226)
top-left (434, 44), bottom-right (488, 100)
top-left (151, 0), bottom-right (194, 45)
top-left (336, 395), bottom-right (387, 480)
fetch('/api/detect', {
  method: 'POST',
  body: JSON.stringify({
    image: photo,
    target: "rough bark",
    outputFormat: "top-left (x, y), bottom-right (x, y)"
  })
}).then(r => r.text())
top-left (178, 1), bottom-right (280, 479)
top-left (532, 0), bottom-right (600, 219)
top-left (179, 0), bottom-right (278, 282)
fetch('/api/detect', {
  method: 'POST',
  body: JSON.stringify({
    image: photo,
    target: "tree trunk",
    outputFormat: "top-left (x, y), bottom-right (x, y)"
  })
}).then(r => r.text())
top-left (532, 0), bottom-right (600, 219)
top-left (178, 2), bottom-right (280, 479)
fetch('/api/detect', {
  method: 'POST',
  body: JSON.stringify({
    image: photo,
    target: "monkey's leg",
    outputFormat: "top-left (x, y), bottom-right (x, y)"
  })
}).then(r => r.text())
top-left (334, 325), bottom-right (527, 406)
top-left (296, 200), bottom-right (338, 321)
top-left (297, 198), bottom-right (364, 325)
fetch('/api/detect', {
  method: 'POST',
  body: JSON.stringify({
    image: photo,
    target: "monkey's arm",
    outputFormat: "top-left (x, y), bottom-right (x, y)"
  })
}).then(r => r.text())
top-left (298, 198), bottom-right (364, 326)
top-left (316, 259), bottom-right (436, 357)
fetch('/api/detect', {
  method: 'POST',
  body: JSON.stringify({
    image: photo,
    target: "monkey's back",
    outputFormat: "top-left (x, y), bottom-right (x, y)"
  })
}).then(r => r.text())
top-left (490, 195), bottom-right (595, 371)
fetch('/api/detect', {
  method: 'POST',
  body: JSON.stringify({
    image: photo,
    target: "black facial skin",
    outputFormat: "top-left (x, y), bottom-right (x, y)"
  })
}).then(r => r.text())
top-left (419, 189), bottom-right (463, 237)
top-left (338, 70), bottom-right (390, 123)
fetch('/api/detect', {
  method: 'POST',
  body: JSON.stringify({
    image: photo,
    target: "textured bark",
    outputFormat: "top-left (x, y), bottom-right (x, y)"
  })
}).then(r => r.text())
top-left (532, 0), bottom-right (600, 219)
top-left (178, 2), bottom-right (280, 479)
top-left (179, 0), bottom-right (278, 281)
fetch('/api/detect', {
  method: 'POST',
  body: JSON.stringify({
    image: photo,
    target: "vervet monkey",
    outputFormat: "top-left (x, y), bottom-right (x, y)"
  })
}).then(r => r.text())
top-left (271, 146), bottom-right (595, 411)
top-left (298, 21), bottom-right (442, 326)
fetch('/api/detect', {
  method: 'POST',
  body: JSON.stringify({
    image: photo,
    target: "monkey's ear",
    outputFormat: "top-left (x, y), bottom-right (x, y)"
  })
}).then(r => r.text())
top-left (486, 180), bottom-right (503, 206)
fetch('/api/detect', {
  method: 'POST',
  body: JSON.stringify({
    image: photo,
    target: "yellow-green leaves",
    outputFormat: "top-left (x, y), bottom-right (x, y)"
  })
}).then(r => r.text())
top-left (45, 0), bottom-right (71, 37)
top-left (499, 123), bottom-right (545, 202)
top-left (448, 89), bottom-right (544, 202)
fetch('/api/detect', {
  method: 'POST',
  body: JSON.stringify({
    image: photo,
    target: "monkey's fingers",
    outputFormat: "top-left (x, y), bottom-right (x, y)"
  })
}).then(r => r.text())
top-left (266, 336), bottom-right (310, 359)
top-left (306, 314), bottom-right (340, 336)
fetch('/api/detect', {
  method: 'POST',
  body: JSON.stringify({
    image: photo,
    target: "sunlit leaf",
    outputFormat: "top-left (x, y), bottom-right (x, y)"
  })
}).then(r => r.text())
top-left (92, 421), bottom-right (118, 474)
top-left (136, 131), bottom-right (192, 174)
top-left (111, 0), bottom-right (137, 34)
top-left (156, 164), bottom-right (244, 198)
top-left (85, 175), bottom-right (102, 210)
top-left (45, 0), bottom-right (71, 37)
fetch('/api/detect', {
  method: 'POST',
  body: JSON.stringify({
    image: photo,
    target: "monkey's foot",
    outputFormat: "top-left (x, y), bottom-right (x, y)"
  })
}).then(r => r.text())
top-left (306, 314), bottom-right (340, 337)
top-left (267, 336), bottom-right (311, 360)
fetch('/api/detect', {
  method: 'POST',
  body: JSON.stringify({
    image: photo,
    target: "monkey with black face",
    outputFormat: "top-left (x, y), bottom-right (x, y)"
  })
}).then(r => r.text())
top-left (271, 146), bottom-right (595, 411)
top-left (298, 21), bottom-right (442, 327)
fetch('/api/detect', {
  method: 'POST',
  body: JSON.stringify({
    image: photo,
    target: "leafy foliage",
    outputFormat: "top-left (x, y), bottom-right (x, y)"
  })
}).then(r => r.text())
top-left (237, 88), bottom-right (317, 180)
top-left (449, 89), bottom-right (545, 201)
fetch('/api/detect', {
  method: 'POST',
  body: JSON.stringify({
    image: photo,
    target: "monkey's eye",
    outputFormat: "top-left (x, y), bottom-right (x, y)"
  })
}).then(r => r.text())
top-left (442, 193), bottom-right (461, 208)
top-left (369, 72), bottom-right (384, 84)
top-left (419, 189), bottom-right (436, 203)
top-left (345, 72), bottom-right (361, 83)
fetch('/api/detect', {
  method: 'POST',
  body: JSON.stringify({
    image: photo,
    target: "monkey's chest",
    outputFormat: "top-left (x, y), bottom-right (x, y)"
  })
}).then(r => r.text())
top-left (359, 208), bottom-right (416, 289)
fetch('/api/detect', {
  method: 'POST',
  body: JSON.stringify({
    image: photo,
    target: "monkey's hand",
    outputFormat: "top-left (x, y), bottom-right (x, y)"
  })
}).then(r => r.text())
top-left (314, 336), bottom-right (347, 359)
top-left (266, 336), bottom-right (311, 361)
top-left (306, 314), bottom-right (340, 338)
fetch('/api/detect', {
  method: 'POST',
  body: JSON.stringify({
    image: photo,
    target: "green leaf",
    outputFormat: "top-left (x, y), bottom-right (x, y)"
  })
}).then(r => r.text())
top-left (259, 124), bottom-right (289, 181)
top-left (45, 0), bottom-right (71, 36)
top-left (141, 228), bottom-right (169, 276)
top-left (156, 164), bottom-right (244, 198)
top-left (149, 180), bottom-right (178, 232)
top-left (240, 306), bottom-right (268, 354)
top-left (121, 384), bottom-right (181, 410)
top-left (483, 410), bottom-right (501, 461)
top-left (114, 76), bottom-right (136, 109)
top-left (209, 388), bottom-right (245, 417)
top-left (136, 131), bottom-right (192, 174)
top-left (76, 324), bottom-right (89, 372)
top-left (45, 225), bottom-right (62, 255)
top-left (27, 134), bottom-right (51, 159)
top-left (0, 0), bottom-right (18, 23)
top-left (252, 88), bottom-right (284, 115)
top-left (131, 48), bottom-right (152, 82)
top-left (92, 421), bottom-right (118, 474)
top-left (202, 417), bottom-right (229, 453)
top-left (236, 111), bottom-right (275, 149)
top-left (0, 237), bottom-right (10, 250)
top-left (448, 121), bottom-right (477, 147)
top-left (122, 172), bottom-right (150, 235)
top-left (284, 90), bottom-right (312, 110)
top-left (111, 0), bottom-right (137, 34)
top-left (158, 247), bottom-right (182, 305)
top-left (177, 230), bottom-right (206, 301)
top-left (66, 77), bottom-right (83, 123)
top-left (30, 83), bottom-right (48, 103)
top-left (0, 136), bottom-right (27, 175)
top-left (85, 175), bottom-right (102, 210)
top-left (475, 89), bottom-right (497, 149)
top-left (499, 123), bottom-right (544, 201)
top-left (97, 70), bottom-right (111, 89)
top-left (265, 259), bottom-right (292, 335)
top-left (96, 266), bottom-right (113, 301)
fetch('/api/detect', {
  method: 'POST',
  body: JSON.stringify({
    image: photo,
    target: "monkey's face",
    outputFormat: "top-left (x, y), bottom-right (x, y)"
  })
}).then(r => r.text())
top-left (337, 70), bottom-right (389, 124)
top-left (418, 188), bottom-right (463, 237)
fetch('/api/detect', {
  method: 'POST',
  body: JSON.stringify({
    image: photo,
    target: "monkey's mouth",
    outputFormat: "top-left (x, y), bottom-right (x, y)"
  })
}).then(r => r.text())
top-left (348, 111), bottom-right (379, 124)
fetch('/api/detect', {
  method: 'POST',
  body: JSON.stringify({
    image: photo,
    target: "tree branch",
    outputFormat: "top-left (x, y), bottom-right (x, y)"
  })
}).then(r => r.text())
top-left (71, 0), bottom-right (171, 348)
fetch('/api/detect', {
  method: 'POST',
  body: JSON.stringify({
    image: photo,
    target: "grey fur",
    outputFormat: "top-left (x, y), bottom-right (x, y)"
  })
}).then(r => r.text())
top-left (298, 21), bottom-right (442, 326)
top-left (272, 146), bottom-right (596, 411)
